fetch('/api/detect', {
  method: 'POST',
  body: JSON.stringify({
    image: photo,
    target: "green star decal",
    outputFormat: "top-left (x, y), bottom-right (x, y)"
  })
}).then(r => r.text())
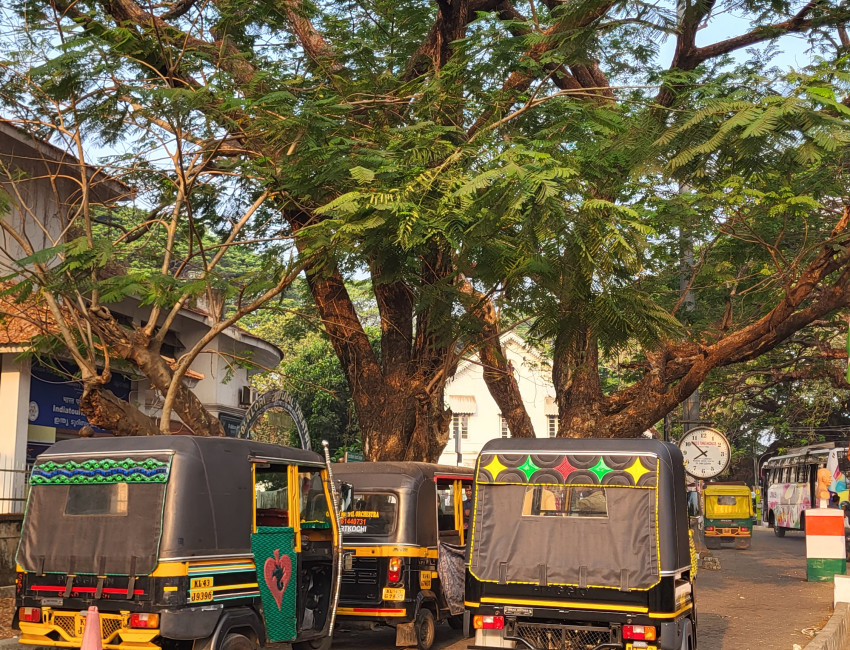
top-left (518, 456), bottom-right (540, 480)
top-left (589, 458), bottom-right (612, 481)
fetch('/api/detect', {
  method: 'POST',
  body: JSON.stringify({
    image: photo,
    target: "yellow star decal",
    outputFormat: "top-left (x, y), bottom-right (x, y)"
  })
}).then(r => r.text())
top-left (625, 459), bottom-right (651, 484)
top-left (482, 455), bottom-right (508, 481)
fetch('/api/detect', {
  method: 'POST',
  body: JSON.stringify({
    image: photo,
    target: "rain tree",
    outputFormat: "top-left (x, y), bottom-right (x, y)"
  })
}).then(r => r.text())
top-left (3, 0), bottom-right (850, 455)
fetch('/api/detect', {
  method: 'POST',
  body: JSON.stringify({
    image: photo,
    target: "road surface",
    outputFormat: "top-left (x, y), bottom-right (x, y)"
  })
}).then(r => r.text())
top-left (330, 526), bottom-right (835, 650)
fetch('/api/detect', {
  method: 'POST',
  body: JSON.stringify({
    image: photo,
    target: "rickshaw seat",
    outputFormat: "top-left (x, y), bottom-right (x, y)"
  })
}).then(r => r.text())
top-left (257, 508), bottom-right (289, 527)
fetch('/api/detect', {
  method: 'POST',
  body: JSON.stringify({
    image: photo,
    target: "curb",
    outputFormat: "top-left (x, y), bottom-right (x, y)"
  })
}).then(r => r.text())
top-left (805, 601), bottom-right (850, 650)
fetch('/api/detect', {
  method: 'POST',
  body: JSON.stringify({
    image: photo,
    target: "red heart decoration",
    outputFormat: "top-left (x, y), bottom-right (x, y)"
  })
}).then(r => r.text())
top-left (263, 549), bottom-right (291, 611)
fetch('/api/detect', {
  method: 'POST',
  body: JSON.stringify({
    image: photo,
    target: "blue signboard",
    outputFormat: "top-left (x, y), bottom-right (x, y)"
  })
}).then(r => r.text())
top-left (28, 363), bottom-right (131, 432)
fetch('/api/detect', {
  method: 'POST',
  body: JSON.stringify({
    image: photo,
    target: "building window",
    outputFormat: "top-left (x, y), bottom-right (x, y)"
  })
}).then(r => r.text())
top-left (548, 415), bottom-right (558, 438)
top-left (452, 415), bottom-right (469, 440)
top-left (500, 415), bottom-right (510, 438)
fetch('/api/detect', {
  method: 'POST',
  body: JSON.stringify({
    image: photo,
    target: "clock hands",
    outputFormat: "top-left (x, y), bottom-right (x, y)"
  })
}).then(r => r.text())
top-left (693, 444), bottom-right (709, 459)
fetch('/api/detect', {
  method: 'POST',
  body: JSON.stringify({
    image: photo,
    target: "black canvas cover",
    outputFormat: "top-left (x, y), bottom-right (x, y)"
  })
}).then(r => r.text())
top-left (469, 450), bottom-right (661, 591)
top-left (18, 480), bottom-right (167, 576)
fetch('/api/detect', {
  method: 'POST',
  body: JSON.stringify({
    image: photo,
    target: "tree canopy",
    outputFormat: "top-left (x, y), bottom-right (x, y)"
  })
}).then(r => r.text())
top-left (2, 0), bottom-right (850, 458)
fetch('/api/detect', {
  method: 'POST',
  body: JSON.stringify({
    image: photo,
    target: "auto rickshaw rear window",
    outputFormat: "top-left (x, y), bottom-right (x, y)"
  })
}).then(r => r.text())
top-left (340, 493), bottom-right (397, 535)
top-left (65, 483), bottom-right (129, 516)
top-left (521, 485), bottom-right (608, 518)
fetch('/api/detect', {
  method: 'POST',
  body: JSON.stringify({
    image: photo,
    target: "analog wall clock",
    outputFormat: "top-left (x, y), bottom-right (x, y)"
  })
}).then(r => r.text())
top-left (678, 426), bottom-right (730, 479)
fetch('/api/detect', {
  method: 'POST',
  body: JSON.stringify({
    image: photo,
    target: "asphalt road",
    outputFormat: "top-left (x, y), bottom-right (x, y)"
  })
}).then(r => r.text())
top-left (330, 526), bottom-right (836, 650)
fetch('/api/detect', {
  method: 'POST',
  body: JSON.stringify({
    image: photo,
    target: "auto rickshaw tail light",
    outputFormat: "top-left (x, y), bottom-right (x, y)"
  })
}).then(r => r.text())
top-left (19, 607), bottom-right (41, 623)
top-left (129, 613), bottom-right (159, 629)
top-left (387, 557), bottom-right (402, 583)
top-left (705, 526), bottom-right (714, 531)
top-left (623, 625), bottom-right (656, 641)
top-left (473, 615), bottom-right (504, 630)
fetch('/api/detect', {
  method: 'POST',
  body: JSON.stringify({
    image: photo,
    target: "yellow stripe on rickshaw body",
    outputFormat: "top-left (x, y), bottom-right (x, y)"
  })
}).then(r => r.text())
top-left (472, 596), bottom-right (694, 619)
top-left (345, 545), bottom-right (438, 559)
top-left (478, 596), bottom-right (649, 614)
top-left (336, 607), bottom-right (407, 617)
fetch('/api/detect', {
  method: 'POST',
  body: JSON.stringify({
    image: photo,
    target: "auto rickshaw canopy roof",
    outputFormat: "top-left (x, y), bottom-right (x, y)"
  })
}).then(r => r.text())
top-left (468, 438), bottom-right (690, 592)
top-left (18, 436), bottom-right (326, 577)
top-left (333, 462), bottom-right (474, 547)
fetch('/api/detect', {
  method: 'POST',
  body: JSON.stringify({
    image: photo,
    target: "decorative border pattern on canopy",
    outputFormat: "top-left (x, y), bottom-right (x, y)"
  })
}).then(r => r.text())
top-left (475, 452), bottom-right (657, 488)
top-left (30, 457), bottom-right (171, 485)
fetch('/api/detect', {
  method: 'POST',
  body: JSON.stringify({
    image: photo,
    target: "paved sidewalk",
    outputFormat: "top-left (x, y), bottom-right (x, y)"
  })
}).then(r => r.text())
top-left (696, 526), bottom-right (834, 649)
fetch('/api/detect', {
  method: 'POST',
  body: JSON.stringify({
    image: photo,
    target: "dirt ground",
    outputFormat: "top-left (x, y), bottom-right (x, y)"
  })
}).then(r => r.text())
top-left (695, 525), bottom-right (834, 650)
top-left (0, 598), bottom-right (14, 639)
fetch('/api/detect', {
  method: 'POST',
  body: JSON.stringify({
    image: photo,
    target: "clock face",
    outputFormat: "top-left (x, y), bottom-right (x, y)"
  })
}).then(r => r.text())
top-left (679, 427), bottom-right (730, 479)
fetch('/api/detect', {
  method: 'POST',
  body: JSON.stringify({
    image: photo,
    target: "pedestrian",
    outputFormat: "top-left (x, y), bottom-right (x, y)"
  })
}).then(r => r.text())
top-left (463, 484), bottom-right (473, 531)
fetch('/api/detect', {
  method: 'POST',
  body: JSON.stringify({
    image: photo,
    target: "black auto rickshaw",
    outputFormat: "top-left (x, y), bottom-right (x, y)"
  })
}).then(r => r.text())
top-left (333, 462), bottom-right (475, 650)
top-left (465, 438), bottom-right (697, 650)
top-left (14, 435), bottom-right (344, 650)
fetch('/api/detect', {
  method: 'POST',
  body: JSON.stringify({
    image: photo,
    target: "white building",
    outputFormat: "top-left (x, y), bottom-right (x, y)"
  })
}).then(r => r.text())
top-left (438, 333), bottom-right (557, 467)
top-left (0, 120), bottom-right (281, 511)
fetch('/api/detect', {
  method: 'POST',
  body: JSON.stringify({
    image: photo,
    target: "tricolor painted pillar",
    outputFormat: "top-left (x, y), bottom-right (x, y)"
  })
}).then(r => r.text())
top-left (805, 509), bottom-right (846, 582)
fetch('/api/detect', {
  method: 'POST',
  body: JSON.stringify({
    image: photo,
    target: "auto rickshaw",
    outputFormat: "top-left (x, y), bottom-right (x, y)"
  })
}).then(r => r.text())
top-left (703, 482), bottom-right (754, 550)
top-left (332, 462), bottom-right (474, 650)
top-left (465, 438), bottom-right (697, 650)
top-left (14, 435), bottom-right (344, 650)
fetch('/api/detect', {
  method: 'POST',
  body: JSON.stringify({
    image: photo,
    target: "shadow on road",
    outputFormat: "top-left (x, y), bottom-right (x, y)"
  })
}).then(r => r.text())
top-left (695, 612), bottom-right (728, 650)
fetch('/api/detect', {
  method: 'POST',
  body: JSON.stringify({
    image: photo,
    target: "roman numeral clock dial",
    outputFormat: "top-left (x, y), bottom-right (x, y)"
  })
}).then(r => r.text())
top-left (678, 426), bottom-right (731, 479)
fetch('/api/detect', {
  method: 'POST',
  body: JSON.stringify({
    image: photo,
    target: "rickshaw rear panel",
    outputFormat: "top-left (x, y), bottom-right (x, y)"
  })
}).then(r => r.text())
top-left (333, 462), bottom-right (473, 649)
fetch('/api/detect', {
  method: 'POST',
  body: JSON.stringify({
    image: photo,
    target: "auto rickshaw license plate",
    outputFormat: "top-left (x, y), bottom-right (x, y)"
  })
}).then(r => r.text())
top-left (190, 590), bottom-right (214, 602)
top-left (382, 587), bottom-right (405, 601)
top-left (190, 577), bottom-right (214, 589)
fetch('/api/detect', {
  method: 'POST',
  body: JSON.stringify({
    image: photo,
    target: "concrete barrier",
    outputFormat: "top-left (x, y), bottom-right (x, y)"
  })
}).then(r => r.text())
top-left (805, 602), bottom-right (850, 650)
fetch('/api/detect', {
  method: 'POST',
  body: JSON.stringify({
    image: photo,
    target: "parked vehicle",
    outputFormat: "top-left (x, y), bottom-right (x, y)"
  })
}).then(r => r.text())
top-left (333, 462), bottom-right (474, 650)
top-left (465, 438), bottom-right (697, 650)
top-left (703, 483), bottom-right (754, 550)
top-left (761, 443), bottom-right (848, 537)
top-left (14, 435), bottom-right (344, 650)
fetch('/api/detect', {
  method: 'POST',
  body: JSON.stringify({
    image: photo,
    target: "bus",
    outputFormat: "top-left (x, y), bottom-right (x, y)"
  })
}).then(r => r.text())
top-left (761, 442), bottom-right (849, 537)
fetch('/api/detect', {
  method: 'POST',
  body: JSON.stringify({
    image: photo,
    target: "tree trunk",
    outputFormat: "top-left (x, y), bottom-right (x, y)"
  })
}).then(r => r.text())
top-left (79, 384), bottom-right (161, 436)
top-left (554, 328), bottom-right (607, 437)
top-left (457, 276), bottom-right (535, 437)
top-left (304, 257), bottom-right (454, 461)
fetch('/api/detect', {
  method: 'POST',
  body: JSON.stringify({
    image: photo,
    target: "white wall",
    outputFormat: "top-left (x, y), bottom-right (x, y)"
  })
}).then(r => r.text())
top-left (439, 335), bottom-right (556, 467)
top-left (0, 355), bottom-right (30, 513)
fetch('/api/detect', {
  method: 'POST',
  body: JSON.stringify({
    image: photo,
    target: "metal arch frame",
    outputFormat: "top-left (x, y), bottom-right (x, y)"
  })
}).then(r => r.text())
top-left (236, 390), bottom-right (310, 450)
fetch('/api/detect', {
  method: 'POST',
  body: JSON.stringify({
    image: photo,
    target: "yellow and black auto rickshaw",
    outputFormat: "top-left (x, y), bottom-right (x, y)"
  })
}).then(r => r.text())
top-left (703, 482), bottom-right (754, 550)
top-left (332, 462), bottom-right (474, 650)
top-left (465, 438), bottom-right (697, 650)
top-left (14, 435), bottom-right (344, 650)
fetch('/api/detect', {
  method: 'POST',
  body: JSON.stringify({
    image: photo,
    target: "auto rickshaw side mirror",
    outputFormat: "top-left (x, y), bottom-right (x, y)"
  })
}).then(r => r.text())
top-left (339, 482), bottom-right (353, 512)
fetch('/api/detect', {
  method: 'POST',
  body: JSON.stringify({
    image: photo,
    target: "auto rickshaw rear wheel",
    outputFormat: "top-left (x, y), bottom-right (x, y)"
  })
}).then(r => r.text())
top-left (704, 538), bottom-right (721, 550)
top-left (415, 608), bottom-right (436, 650)
top-left (734, 537), bottom-right (751, 550)
top-left (219, 633), bottom-right (257, 650)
